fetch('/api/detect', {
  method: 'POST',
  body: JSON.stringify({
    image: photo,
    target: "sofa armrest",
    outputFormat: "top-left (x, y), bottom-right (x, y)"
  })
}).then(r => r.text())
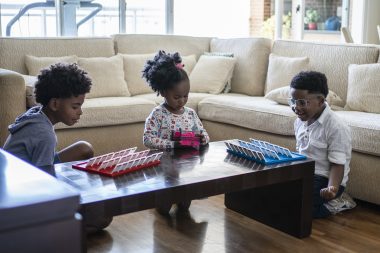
top-left (0, 68), bottom-right (26, 146)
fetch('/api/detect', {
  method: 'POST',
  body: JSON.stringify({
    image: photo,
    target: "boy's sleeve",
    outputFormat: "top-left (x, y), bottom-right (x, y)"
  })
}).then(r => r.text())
top-left (31, 136), bottom-right (56, 168)
top-left (327, 124), bottom-right (352, 165)
top-left (143, 110), bottom-right (174, 149)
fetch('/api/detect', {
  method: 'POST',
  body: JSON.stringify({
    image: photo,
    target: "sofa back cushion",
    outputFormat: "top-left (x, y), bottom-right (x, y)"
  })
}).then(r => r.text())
top-left (210, 38), bottom-right (272, 96)
top-left (78, 55), bottom-right (130, 98)
top-left (121, 54), bottom-right (197, 96)
top-left (346, 63), bottom-right (380, 113)
top-left (272, 40), bottom-right (380, 103)
top-left (189, 55), bottom-right (236, 94)
top-left (0, 37), bottom-right (114, 74)
top-left (25, 55), bottom-right (78, 76)
top-left (113, 34), bottom-right (211, 59)
top-left (265, 54), bottom-right (309, 93)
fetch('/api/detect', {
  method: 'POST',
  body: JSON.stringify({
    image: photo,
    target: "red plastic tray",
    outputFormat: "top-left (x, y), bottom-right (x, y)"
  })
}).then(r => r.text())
top-left (72, 160), bottom-right (161, 177)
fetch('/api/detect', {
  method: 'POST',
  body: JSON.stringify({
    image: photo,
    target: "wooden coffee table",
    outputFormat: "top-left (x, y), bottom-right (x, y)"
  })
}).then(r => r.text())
top-left (55, 141), bottom-right (314, 238)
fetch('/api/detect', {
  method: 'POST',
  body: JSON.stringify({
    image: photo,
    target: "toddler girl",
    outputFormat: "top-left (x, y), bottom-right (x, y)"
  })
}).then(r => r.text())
top-left (142, 50), bottom-right (210, 150)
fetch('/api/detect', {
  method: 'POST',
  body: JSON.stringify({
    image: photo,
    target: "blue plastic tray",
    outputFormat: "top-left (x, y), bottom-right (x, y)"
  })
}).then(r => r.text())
top-left (226, 149), bottom-right (307, 165)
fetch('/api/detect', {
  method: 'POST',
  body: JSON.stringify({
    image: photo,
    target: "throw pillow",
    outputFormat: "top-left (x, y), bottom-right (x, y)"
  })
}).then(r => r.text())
top-left (189, 55), bottom-right (236, 94)
top-left (25, 55), bottom-right (78, 76)
top-left (78, 55), bottom-right (130, 99)
top-left (345, 63), bottom-right (380, 113)
top-left (22, 74), bottom-right (39, 108)
top-left (204, 52), bottom-right (234, 93)
top-left (265, 54), bottom-right (309, 94)
top-left (120, 53), bottom-right (197, 96)
top-left (265, 86), bottom-right (345, 108)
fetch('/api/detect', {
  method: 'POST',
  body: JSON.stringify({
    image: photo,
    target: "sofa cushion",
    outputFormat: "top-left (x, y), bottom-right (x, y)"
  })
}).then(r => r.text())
top-left (189, 55), bottom-right (236, 94)
top-left (265, 54), bottom-right (309, 93)
top-left (25, 55), bottom-right (78, 76)
top-left (198, 94), bottom-right (296, 136)
top-left (113, 34), bottom-right (211, 59)
top-left (0, 37), bottom-right (115, 74)
top-left (210, 38), bottom-right (272, 96)
top-left (55, 97), bottom-right (156, 130)
top-left (272, 40), bottom-right (380, 102)
top-left (121, 54), bottom-right (197, 96)
top-left (265, 86), bottom-right (345, 108)
top-left (78, 55), bottom-right (130, 98)
top-left (134, 92), bottom-right (215, 112)
top-left (204, 52), bottom-right (234, 93)
top-left (335, 111), bottom-right (380, 156)
top-left (345, 63), bottom-right (380, 113)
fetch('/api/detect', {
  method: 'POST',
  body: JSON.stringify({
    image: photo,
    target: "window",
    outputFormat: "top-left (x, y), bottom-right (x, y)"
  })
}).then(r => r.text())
top-left (173, 0), bottom-right (250, 38)
top-left (0, 0), bottom-right (251, 37)
top-left (77, 0), bottom-right (120, 37)
top-left (125, 0), bottom-right (166, 34)
top-left (1, 0), bottom-right (58, 36)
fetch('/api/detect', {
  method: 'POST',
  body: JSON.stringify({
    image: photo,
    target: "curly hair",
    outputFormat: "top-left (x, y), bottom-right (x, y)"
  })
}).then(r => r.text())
top-left (35, 63), bottom-right (92, 106)
top-left (290, 71), bottom-right (329, 97)
top-left (142, 50), bottom-right (189, 95)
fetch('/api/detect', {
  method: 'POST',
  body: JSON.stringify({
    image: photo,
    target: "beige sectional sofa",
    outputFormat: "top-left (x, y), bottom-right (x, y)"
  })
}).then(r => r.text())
top-left (0, 35), bottom-right (379, 205)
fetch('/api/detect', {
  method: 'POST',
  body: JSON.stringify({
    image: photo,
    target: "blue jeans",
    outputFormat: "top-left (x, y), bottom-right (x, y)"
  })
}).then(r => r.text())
top-left (313, 175), bottom-right (345, 218)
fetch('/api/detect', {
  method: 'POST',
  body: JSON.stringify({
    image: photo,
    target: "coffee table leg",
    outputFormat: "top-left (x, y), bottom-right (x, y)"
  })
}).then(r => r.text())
top-left (224, 177), bottom-right (313, 238)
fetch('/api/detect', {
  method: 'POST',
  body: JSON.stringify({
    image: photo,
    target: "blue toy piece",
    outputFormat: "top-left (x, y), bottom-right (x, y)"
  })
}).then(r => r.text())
top-left (225, 139), bottom-right (307, 165)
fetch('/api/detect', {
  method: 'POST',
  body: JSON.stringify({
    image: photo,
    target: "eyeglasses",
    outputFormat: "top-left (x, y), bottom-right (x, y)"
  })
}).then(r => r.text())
top-left (287, 95), bottom-right (324, 108)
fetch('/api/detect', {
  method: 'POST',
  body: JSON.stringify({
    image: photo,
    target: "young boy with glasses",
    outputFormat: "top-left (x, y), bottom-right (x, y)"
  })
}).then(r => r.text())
top-left (289, 71), bottom-right (355, 218)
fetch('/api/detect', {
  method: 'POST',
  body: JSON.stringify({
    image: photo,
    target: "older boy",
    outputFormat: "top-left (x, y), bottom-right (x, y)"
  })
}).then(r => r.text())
top-left (289, 71), bottom-right (354, 218)
top-left (3, 63), bottom-right (94, 175)
top-left (3, 63), bottom-right (113, 233)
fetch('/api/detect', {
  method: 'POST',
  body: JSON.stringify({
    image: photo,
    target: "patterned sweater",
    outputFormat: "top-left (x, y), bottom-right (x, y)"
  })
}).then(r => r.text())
top-left (143, 104), bottom-right (210, 149)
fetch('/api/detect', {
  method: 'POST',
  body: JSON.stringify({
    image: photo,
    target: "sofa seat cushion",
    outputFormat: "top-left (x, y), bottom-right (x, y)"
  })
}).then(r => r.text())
top-left (198, 94), bottom-right (296, 136)
top-left (335, 111), bottom-right (380, 156)
top-left (55, 97), bottom-right (156, 130)
top-left (134, 92), bottom-right (216, 111)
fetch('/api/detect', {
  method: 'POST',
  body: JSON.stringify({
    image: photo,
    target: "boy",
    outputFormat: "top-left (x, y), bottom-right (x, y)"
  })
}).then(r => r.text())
top-left (3, 63), bottom-right (94, 176)
top-left (289, 71), bottom-right (354, 218)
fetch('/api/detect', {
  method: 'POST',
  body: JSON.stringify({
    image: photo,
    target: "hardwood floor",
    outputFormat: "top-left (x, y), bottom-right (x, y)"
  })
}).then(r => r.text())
top-left (87, 195), bottom-right (380, 253)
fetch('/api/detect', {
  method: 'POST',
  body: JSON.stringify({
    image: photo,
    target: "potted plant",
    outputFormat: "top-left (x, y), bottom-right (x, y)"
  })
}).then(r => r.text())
top-left (304, 9), bottom-right (320, 30)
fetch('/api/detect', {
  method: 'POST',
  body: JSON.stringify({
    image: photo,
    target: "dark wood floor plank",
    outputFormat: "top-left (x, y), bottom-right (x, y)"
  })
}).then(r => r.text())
top-left (87, 195), bottom-right (380, 253)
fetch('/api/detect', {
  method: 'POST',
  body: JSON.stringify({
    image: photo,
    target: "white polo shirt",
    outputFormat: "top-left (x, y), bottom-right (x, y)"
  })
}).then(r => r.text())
top-left (294, 103), bottom-right (352, 186)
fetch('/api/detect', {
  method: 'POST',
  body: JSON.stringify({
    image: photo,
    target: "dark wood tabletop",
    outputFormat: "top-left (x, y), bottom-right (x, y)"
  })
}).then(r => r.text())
top-left (0, 149), bottom-right (82, 253)
top-left (55, 141), bottom-right (315, 238)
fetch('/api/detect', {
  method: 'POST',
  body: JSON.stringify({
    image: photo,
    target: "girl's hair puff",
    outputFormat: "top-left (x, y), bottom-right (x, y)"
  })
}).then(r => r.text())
top-left (142, 50), bottom-right (188, 95)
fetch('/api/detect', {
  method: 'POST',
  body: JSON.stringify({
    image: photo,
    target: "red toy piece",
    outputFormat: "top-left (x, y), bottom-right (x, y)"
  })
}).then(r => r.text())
top-left (72, 147), bottom-right (163, 177)
top-left (171, 130), bottom-right (201, 149)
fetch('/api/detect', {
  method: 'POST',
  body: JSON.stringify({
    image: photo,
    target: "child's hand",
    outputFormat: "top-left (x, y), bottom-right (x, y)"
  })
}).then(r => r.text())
top-left (320, 186), bottom-right (338, 200)
top-left (174, 141), bottom-right (185, 148)
top-left (199, 133), bottom-right (207, 146)
top-left (197, 130), bottom-right (208, 146)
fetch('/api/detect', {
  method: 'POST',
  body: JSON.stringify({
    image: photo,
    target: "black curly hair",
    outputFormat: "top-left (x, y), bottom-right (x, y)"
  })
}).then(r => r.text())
top-left (290, 71), bottom-right (329, 98)
top-left (35, 63), bottom-right (92, 106)
top-left (142, 50), bottom-right (189, 95)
